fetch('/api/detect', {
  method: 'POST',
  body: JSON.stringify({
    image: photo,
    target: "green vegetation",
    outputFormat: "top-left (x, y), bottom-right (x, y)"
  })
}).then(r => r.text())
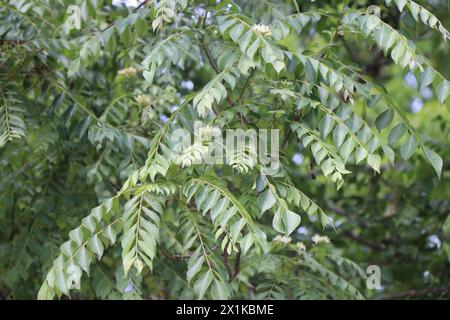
top-left (0, 0), bottom-right (449, 300)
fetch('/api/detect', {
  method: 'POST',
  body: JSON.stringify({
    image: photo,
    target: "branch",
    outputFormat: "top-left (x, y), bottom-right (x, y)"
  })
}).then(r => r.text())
top-left (9, 192), bottom-right (18, 241)
top-left (341, 230), bottom-right (386, 251)
top-left (378, 284), bottom-right (450, 300)
top-left (200, 43), bottom-right (235, 108)
top-left (232, 249), bottom-right (241, 279)
top-left (221, 250), bottom-right (233, 281)
top-left (134, 0), bottom-right (149, 11)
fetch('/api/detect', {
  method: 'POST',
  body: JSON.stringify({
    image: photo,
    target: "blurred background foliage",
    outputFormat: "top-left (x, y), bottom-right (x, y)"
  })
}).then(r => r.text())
top-left (0, 0), bottom-right (449, 299)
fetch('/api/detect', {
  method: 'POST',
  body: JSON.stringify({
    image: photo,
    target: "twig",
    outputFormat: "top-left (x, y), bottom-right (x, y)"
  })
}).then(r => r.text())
top-left (200, 43), bottom-right (234, 111)
top-left (134, 0), bottom-right (150, 11)
top-left (9, 192), bottom-right (18, 241)
top-left (232, 249), bottom-right (241, 279)
top-left (222, 251), bottom-right (233, 281)
top-left (101, 0), bottom-right (149, 32)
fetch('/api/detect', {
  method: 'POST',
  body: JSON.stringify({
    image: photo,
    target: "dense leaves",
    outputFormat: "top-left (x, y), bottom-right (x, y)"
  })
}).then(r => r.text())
top-left (0, 0), bottom-right (449, 300)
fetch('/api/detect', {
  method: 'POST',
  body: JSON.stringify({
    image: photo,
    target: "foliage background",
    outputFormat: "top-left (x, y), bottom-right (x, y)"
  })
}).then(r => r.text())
top-left (0, 0), bottom-right (449, 299)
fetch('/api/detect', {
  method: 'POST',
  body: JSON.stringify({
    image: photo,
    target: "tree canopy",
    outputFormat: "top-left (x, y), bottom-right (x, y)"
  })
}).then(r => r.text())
top-left (0, 0), bottom-right (449, 300)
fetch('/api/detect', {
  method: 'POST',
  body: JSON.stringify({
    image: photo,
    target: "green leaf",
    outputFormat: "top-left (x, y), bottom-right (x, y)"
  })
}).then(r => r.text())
top-left (229, 24), bottom-right (244, 42)
top-left (367, 154), bottom-right (381, 173)
top-left (194, 270), bottom-right (213, 299)
top-left (319, 115), bottom-right (335, 139)
top-left (273, 207), bottom-right (301, 236)
top-left (230, 218), bottom-right (245, 242)
top-left (68, 58), bottom-right (80, 77)
top-left (321, 158), bottom-right (334, 176)
top-left (377, 25), bottom-right (396, 51)
top-left (340, 138), bottom-right (356, 162)
top-left (418, 67), bottom-right (435, 90)
top-left (182, 235), bottom-right (197, 253)
top-left (88, 235), bottom-right (104, 260)
top-left (257, 189), bottom-right (277, 216)
top-left (391, 43), bottom-right (405, 65)
top-left (261, 45), bottom-right (275, 64)
top-left (55, 272), bottom-right (69, 296)
top-left (423, 146), bottom-right (443, 178)
top-left (382, 144), bottom-right (395, 165)
top-left (76, 246), bottom-right (91, 273)
top-left (375, 109), bottom-right (394, 131)
top-left (210, 198), bottom-right (230, 222)
top-left (333, 124), bottom-right (348, 148)
top-left (443, 215), bottom-right (450, 236)
top-left (69, 227), bottom-right (85, 246)
top-left (388, 123), bottom-right (406, 146)
top-left (187, 256), bottom-right (204, 284)
top-left (365, 15), bottom-right (380, 34)
top-left (304, 58), bottom-right (317, 82)
top-left (409, 2), bottom-right (420, 20)
top-left (104, 225), bottom-right (117, 245)
top-left (436, 80), bottom-right (449, 104)
top-left (272, 207), bottom-right (285, 234)
top-left (82, 215), bottom-right (97, 233)
top-left (246, 38), bottom-right (261, 60)
top-left (239, 30), bottom-right (253, 53)
top-left (211, 279), bottom-right (229, 300)
top-left (355, 147), bottom-right (368, 164)
top-left (66, 264), bottom-right (82, 290)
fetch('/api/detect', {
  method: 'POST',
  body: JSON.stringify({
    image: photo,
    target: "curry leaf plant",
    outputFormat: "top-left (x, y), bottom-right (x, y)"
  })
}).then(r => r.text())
top-left (0, 0), bottom-right (449, 300)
